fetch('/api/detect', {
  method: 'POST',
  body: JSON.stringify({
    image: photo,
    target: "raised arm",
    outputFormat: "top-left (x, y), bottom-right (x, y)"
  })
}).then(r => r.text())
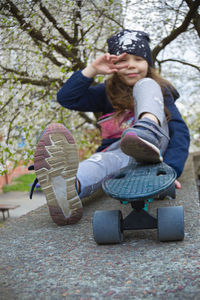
top-left (82, 53), bottom-right (128, 77)
top-left (57, 53), bottom-right (128, 112)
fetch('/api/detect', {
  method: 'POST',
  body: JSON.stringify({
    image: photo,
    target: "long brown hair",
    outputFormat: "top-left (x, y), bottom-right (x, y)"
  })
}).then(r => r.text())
top-left (106, 66), bottom-right (175, 120)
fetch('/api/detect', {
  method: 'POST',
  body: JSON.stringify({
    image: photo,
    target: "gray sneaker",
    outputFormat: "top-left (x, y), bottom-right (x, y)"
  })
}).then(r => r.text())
top-left (34, 123), bottom-right (83, 225)
top-left (120, 118), bottom-right (166, 163)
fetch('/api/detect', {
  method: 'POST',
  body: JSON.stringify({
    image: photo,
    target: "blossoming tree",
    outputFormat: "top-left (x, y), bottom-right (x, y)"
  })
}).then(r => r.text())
top-left (0, 0), bottom-right (199, 174)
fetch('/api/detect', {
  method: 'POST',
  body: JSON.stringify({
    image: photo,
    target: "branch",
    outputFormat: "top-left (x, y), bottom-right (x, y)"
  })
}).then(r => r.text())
top-left (73, 0), bottom-right (82, 42)
top-left (0, 95), bottom-right (13, 112)
top-left (5, 0), bottom-right (76, 65)
top-left (0, 63), bottom-right (65, 86)
top-left (172, 0), bottom-right (185, 31)
top-left (41, 49), bottom-right (63, 67)
top-left (38, 1), bottom-right (75, 44)
top-left (0, 91), bottom-right (32, 117)
top-left (78, 112), bottom-right (97, 126)
top-left (184, 0), bottom-right (200, 37)
top-left (6, 0), bottom-right (45, 42)
top-left (1, 75), bottom-right (63, 87)
top-left (157, 58), bottom-right (200, 72)
top-left (91, 0), bottom-right (123, 28)
top-left (152, 0), bottom-right (200, 61)
top-left (5, 0), bottom-right (63, 66)
top-left (78, 24), bottom-right (95, 43)
top-left (6, 110), bottom-right (20, 144)
top-left (0, 64), bottom-right (28, 77)
top-left (75, 120), bottom-right (87, 130)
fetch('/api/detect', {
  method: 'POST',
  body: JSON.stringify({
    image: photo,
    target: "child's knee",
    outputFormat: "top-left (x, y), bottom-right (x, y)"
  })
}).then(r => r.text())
top-left (133, 78), bottom-right (161, 95)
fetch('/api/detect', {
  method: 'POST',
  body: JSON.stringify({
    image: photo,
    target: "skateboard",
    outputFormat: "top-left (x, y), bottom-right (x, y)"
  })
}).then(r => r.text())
top-left (92, 162), bottom-right (184, 244)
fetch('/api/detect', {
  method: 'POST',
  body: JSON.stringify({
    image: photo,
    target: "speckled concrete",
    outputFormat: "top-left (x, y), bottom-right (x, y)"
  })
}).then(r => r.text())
top-left (0, 154), bottom-right (199, 300)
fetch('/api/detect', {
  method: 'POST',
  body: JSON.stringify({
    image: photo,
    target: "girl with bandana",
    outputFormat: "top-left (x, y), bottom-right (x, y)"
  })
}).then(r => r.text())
top-left (33, 30), bottom-right (190, 226)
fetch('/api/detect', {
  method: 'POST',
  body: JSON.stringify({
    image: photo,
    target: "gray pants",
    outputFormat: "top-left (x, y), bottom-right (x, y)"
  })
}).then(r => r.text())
top-left (77, 78), bottom-right (169, 199)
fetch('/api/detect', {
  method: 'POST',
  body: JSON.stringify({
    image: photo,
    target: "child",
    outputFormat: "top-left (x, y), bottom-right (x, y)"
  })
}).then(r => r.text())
top-left (33, 30), bottom-right (190, 226)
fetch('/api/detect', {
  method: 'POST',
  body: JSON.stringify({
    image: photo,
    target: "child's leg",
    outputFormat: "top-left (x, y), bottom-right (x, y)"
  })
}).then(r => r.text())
top-left (34, 123), bottom-right (83, 226)
top-left (134, 78), bottom-right (165, 125)
top-left (34, 124), bottom-right (131, 226)
top-left (77, 142), bottom-right (131, 198)
top-left (120, 78), bottom-right (170, 162)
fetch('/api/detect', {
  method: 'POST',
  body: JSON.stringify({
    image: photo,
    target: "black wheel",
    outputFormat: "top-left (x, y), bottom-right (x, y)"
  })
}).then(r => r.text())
top-left (156, 184), bottom-right (176, 200)
top-left (92, 210), bottom-right (123, 244)
top-left (157, 206), bottom-right (184, 242)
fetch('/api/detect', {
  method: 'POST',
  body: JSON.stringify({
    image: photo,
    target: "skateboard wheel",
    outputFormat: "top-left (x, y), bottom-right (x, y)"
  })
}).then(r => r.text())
top-left (157, 206), bottom-right (184, 242)
top-left (157, 184), bottom-right (176, 200)
top-left (92, 210), bottom-right (123, 244)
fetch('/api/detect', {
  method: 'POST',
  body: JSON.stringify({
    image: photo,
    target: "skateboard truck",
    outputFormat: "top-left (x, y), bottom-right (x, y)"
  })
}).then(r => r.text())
top-left (122, 200), bottom-right (157, 231)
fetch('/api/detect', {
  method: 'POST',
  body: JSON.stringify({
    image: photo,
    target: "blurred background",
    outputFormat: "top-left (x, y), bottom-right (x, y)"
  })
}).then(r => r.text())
top-left (0, 0), bottom-right (199, 190)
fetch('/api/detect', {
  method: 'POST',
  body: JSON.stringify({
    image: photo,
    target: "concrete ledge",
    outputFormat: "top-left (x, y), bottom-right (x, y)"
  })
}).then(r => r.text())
top-left (192, 152), bottom-right (200, 183)
top-left (0, 154), bottom-right (199, 299)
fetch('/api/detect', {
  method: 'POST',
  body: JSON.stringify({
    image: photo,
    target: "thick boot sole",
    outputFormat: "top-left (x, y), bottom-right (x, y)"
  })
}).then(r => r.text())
top-left (34, 123), bottom-right (83, 226)
top-left (120, 132), bottom-right (162, 164)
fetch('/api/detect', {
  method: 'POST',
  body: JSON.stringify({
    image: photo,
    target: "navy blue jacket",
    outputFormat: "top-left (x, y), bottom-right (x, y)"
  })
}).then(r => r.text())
top-left (57, 70), bottom-right (190, 177)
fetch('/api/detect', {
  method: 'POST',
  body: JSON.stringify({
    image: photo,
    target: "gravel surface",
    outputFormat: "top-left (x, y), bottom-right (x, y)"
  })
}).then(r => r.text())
top-left (0, 155), bottom-right (199, 300)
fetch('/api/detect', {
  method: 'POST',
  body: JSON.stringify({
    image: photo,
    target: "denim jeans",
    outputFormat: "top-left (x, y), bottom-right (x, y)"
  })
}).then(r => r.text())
top-left (77, 78), bottom-right (169, 199)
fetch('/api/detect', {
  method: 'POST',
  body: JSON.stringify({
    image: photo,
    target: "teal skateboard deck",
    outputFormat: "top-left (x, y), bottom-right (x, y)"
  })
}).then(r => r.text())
top-left (102, 162), bottom-right (176, 201)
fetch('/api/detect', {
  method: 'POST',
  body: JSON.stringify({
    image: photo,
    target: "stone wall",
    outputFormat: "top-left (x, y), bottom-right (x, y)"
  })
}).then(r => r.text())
top-left (192, 152), bottom-right (200, 199)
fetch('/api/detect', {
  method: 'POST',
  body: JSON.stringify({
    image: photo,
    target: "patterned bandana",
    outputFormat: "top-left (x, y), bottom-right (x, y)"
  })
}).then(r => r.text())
top-left (107, 29), bottom-right (153, 66)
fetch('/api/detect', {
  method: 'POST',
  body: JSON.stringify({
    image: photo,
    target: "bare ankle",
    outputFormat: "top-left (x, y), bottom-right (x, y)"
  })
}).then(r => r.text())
top-left (140, 113), bottom-right (160, 125)
top-left (76, 179), bottom-right (81, 194)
